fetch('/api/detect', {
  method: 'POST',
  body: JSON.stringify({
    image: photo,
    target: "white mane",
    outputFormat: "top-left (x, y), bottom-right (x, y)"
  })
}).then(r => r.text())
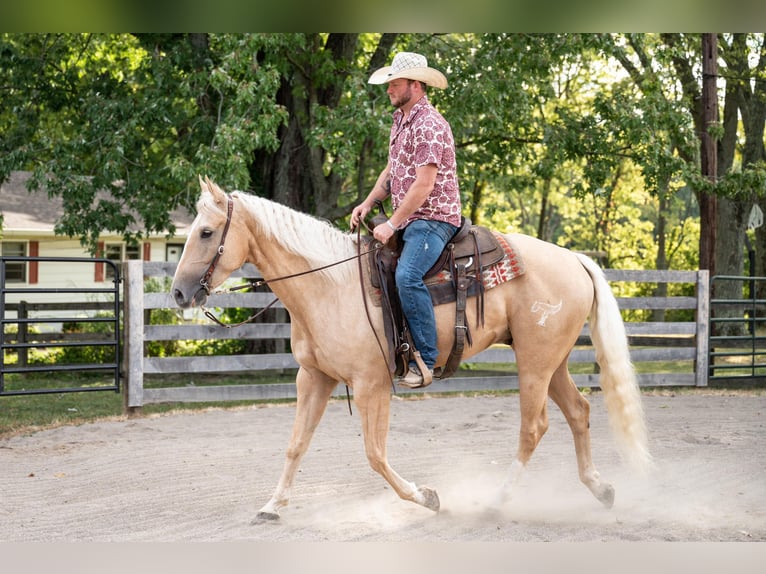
top-left (206, 190), bottom-right (360, 283)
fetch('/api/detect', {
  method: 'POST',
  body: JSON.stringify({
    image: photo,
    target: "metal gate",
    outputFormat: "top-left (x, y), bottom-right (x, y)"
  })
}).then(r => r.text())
top-left (1, 257), bottom-right (121, 396)
top-left (709, 275), bottom-right (766, 383)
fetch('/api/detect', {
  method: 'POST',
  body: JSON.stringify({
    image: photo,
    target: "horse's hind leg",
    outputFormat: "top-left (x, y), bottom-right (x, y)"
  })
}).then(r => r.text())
top-left (495, 369), bottom-right (552, 505)
top-left (254, 366), bottom-right (337, 522)
top-left (548, 360), bottom-right (615, 508)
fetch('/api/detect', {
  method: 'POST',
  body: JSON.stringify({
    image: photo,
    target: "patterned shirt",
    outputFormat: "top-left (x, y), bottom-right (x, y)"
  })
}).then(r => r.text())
top-left (388, 95), bottom-right (461, 228)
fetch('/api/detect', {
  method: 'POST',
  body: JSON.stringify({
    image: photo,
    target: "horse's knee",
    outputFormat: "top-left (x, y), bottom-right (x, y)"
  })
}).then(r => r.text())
top-left (285, 441), bottom-right (308, 461)
top-left (518, 417), bottom-right (548, 459)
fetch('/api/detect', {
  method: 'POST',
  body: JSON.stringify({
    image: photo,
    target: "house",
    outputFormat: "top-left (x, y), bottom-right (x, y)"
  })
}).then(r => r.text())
top-left (1, 170), bottom-right (194, 299)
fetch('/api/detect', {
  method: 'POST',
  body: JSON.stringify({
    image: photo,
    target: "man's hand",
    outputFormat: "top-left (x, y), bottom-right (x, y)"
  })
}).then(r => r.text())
top-left (373, 221), bottom-right (395, 244)
top-left (350, 204), bottom-right (370, 231)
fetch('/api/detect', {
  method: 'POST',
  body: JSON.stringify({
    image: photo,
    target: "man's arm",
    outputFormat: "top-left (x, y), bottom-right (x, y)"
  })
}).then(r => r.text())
top-left (371, 163), bottom-right (437, 244)
top-left (350, 163), bottom-right (391, 230)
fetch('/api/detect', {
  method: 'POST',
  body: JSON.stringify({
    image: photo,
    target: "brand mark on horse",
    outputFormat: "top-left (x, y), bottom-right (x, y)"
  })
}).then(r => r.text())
top-left (531, 300), bottom-right (563, 326)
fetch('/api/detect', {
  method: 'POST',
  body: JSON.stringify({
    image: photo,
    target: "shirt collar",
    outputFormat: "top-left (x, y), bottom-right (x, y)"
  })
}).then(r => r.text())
top-left (393, 95), bottom-right (429, 125)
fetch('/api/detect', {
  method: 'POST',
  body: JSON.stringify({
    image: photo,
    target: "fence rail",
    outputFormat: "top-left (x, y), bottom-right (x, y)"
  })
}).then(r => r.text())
top-left (124, 261), bottom-right (710, 408)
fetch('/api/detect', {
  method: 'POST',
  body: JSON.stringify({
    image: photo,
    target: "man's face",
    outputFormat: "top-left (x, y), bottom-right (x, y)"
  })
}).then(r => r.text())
top-left (386, 78), bottom-right (414, 109)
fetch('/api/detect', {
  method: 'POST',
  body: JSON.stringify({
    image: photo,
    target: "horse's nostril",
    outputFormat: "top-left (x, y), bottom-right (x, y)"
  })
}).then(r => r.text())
top-left (173, 289), bottom-right (185, 305)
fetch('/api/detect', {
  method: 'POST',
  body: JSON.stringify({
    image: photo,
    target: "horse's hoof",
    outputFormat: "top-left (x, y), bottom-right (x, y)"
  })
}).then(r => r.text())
top-left (597, 484), bottom-right (615, 509)
top-left (251, 511), bottom-right (280, 524)
top-left (420, 486), bottom-right (440, 512)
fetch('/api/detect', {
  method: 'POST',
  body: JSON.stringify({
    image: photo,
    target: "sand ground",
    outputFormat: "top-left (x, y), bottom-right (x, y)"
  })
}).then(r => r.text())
top-left (1, 390), bottom-right (764, 542)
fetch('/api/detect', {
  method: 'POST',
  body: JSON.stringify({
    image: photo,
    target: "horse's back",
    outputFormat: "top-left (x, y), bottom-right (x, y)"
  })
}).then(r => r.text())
top-left (504, 232), bottom-right (594, 298)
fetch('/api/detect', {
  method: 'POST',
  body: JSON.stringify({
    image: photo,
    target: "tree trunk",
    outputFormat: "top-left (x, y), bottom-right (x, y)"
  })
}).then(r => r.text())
top-left (717, 33), bottom-right (766, 329)
top-left (251, 34), bottom-right (365, 217)
top-left (700, 33), bottom-right (718, 274)
top-left (537, 177), bottom-right (551, 241)
top-left (652, 184), bottom-right (669, 322)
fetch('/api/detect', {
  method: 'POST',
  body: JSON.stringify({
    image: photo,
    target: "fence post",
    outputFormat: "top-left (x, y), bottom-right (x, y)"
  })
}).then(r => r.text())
top-left (123, 260), bottom-right (145, 413)
top-left (695, 269), bottom-right (710, 387)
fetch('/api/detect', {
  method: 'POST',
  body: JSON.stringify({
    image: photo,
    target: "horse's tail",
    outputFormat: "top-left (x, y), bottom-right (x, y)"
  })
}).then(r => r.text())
top-left (576, 253), bottom-right (652, 472)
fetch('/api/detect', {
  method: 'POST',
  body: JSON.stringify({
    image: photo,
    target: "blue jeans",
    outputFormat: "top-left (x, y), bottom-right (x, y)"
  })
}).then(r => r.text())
top-left (395, 219), bottom-right (459, 369)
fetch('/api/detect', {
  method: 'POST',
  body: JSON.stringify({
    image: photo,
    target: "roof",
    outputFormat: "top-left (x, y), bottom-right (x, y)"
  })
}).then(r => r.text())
top-left (1, 171), bottom-right (195, 238)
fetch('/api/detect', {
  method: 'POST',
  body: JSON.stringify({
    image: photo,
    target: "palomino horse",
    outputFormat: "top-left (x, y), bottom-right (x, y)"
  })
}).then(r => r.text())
top-left (171, 177), bottom-right (651, 521)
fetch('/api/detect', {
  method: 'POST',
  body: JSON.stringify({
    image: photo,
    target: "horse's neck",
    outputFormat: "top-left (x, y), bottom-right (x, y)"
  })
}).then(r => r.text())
top-left (240, 196), bottom-right (357, 312)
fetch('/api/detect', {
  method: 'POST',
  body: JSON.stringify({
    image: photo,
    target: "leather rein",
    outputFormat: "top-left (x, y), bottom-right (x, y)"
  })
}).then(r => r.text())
top-left (198, 193), bottom-right (383, 329)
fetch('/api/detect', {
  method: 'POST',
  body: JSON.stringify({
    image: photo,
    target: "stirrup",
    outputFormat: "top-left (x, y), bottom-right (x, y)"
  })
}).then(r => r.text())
top-left (397, 351), bottom-right (434, 389)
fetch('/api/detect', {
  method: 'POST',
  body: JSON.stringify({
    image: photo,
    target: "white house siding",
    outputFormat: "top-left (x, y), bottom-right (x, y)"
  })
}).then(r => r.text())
top-left (2, 237), bottom-right (182, 315)
top-left (2, 171), bottom-right (193, 328)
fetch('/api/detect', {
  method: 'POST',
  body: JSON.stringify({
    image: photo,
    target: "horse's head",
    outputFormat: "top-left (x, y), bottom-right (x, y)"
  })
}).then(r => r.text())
top-left (171, 176), bottom-right (249, 308)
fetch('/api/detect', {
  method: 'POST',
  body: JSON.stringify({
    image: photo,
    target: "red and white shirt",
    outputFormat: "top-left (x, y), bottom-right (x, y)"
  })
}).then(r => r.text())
top-left (388, 96), bottom-right (461, 228)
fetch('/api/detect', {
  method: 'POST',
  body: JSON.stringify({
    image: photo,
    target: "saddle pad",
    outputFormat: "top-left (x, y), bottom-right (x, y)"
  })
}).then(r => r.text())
top-left (424, 232), bottom-right (525, 304)
top-left (482, 232), bottom-right (526, 289)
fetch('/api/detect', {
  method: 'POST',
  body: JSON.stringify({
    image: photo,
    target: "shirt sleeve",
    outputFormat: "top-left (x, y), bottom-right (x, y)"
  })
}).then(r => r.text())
top-left (412, 114), bottom-right (445, 169)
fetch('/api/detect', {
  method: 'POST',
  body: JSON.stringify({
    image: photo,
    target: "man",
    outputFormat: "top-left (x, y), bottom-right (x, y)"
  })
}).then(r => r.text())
top-left (350, 52), bottom-right (462, 388)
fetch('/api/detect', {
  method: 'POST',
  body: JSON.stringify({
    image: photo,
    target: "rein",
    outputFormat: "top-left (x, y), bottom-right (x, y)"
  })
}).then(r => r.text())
top-left (197, 193), bottom-right (384, 328)
top-left (356, 224), bottom-right (397, 393)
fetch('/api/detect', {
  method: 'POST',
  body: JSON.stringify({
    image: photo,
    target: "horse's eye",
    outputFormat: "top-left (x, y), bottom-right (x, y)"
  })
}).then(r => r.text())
top-left (200, 229), bottom-right (214, 240)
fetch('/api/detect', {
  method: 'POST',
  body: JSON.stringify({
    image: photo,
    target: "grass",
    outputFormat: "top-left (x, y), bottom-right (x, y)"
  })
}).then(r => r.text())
top-left (0, 371), bottom-right (298, 438)
top-left (1, 358), bottom-right (762, 439)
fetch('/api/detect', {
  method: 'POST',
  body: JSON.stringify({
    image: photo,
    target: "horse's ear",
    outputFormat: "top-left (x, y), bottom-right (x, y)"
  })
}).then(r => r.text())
top-left (198, 175), bottom-right (227, 205)
top-left (203, 176), bottom-right (227, 205)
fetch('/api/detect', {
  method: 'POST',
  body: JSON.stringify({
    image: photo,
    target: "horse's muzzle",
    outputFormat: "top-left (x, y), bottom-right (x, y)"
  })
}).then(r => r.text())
top-left (173, 286), bottom-right (208, 309)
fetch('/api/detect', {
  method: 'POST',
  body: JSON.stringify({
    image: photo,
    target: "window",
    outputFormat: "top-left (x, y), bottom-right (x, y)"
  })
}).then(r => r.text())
top-left (104, 242), bottom-right (141, 281)
top-left (166, 244), bottom-right (184, 262)
top-left (1, 241), bottom-right (27, 283)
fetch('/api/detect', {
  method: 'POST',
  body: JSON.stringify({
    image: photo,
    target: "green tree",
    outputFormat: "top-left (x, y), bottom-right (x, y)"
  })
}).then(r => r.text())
top-left (2, 32), bottom-right (764, 281)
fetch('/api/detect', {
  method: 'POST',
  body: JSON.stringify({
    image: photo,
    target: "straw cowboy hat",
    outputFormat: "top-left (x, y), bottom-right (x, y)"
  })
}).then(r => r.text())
top-left (368, 51), bottom-right (448, 89)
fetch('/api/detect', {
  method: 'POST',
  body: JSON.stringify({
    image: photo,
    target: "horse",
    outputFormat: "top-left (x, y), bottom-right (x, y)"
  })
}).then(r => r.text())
top-left (171, 176), bottom-right (651, 522)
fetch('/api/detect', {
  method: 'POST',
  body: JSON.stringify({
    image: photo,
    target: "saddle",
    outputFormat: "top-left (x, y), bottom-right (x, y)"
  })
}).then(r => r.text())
top-left (363, 207), bottom-right (506, 385)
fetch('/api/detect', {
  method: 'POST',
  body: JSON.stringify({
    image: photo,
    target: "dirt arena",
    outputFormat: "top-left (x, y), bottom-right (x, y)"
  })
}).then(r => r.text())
top-left (1, 389), bottom-right (764, 542)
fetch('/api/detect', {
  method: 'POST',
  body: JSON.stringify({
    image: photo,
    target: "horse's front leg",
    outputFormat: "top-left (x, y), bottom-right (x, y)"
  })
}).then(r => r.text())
top-left (355, 379), bottom-right (440, 512)
top-left (253, 366), bottom-right (336, 522)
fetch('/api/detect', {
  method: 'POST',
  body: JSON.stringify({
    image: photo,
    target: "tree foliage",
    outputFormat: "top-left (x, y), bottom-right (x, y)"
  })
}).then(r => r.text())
top-left (1, 32), bottom-right (764, 275)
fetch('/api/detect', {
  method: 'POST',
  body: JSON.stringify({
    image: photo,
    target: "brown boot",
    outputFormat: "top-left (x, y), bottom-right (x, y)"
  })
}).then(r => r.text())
top-left (398, 364), bottom-right (434, 389)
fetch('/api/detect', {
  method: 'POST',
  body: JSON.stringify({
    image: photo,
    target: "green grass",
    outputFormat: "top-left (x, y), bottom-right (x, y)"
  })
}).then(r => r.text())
top-left (2, 359), bottom-right (760, 439)
top-left (0, 371), bottom-right (298, 438)
top-left (0, 387), bottom-right (124, 436)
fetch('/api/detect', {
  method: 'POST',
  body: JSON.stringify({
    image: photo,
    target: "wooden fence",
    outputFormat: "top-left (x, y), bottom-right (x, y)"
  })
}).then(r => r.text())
top-left (123, 261), bottom-right (709, 409)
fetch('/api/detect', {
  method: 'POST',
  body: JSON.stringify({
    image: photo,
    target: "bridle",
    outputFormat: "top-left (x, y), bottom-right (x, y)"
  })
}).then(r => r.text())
top-left (199, 194), bottom-right (234, 296)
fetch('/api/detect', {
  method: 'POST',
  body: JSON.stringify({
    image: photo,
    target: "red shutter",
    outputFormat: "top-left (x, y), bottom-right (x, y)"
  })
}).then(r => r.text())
top-left (143, 242), bottom-right (151, 261)
top-left (29, 241), bottom-right (39, 284)
top-left (94, 242), bottom-right (104, 282)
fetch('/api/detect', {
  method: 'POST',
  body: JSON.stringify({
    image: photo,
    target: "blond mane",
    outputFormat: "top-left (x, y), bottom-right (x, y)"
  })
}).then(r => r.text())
top-left (198, 190), bottom-right (359, 283)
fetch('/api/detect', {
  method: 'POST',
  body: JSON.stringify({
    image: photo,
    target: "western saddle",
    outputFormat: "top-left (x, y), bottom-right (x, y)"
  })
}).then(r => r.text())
top-left (362, 204), bottom-right (505, 386)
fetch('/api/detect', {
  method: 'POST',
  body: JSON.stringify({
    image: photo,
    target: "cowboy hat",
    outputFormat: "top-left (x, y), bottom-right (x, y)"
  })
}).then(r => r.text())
top-left (368, 52), bottom-right (448, 89)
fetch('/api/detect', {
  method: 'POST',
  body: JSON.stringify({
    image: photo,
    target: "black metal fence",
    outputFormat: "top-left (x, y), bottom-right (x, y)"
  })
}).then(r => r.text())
top-left (709, 275), bottom-right (766, 383)
top-left (0, 257), bottom-right (121, 396)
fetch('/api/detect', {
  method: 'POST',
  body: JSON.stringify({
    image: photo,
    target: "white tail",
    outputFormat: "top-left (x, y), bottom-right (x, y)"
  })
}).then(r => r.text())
top-left (576, 254), bottom-right (652, 471)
